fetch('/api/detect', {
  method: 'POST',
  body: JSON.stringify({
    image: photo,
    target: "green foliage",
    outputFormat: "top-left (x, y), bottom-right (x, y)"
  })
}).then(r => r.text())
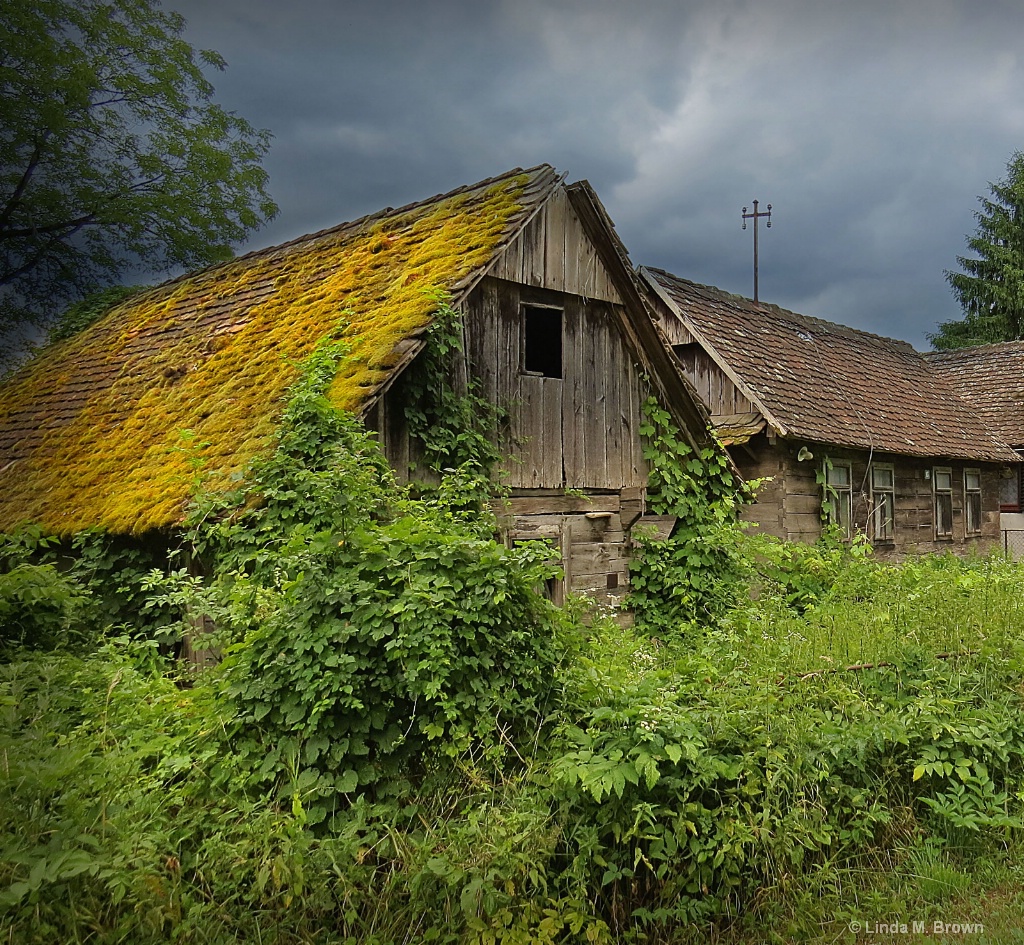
top-left (7, 538), bottom-right (1024, 940)
top-left (149, 333), bottom-right (567, 821)
top-left (931, 151), bottom-right (1024, 349)
top-left (0, 563), bottom-right (85, 651)
top-left (745, 526), bottom-right (876, 613)
top-left (547, 565), bottom-right (1024, 935)
top-left (47, 284), bottom-right (143, 344)
top-left (627, 398), bottom-right (750, 631)
top-left (0, 525), bottom-right (177, 647)
top-left (0, 0), bottom-right (277, 342)
top-left (402, 296), bottom-right (505, 486)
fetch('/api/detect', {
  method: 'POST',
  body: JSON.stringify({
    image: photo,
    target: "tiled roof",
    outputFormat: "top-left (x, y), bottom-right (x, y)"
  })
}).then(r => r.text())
top-left (642, 268), bottom-right (1019, 463)
top-left (0, 165), bottom-right (560, 535)
top-left (927, 342), bottom-right (1024, 447)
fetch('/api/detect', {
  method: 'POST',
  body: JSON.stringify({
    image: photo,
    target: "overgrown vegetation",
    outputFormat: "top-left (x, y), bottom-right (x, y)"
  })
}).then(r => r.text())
top-left (4, 318), bottom-right (1024, 943)
top-left (627, 397), bottom-right (752, 631)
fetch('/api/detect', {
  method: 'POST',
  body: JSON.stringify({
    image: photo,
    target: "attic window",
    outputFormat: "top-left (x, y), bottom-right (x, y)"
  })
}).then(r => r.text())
top-left (523, 305), bottom-right (562, 378)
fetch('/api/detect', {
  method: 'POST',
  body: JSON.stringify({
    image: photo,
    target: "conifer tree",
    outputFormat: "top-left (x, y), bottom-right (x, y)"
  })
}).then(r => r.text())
top-left (930, 152), bottom-right (1024, 350)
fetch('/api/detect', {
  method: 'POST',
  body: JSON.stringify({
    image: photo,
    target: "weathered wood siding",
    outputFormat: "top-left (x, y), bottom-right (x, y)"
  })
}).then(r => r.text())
top-left (735, 438), bottom-right (1002, 554)
top-left (488, 187), bottom-right (622, 304)
top-left (668, 343), bottom-right (754, 419)
top-left (463, 278), bottom-right (649, 491)
top-left (372, 186), bottom-right (666, 606)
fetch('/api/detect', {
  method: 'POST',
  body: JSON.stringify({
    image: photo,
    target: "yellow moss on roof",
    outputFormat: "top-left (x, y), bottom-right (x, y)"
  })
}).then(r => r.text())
top-left (0, 175), bottom-right (529, 535)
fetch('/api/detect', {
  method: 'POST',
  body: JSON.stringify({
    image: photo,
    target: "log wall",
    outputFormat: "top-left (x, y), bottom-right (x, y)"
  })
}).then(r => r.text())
top-left (735, 436), bottom-right (1003, 555)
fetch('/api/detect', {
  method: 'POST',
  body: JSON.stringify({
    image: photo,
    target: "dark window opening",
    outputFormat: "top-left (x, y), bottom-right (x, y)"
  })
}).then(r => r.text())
top-left (606, 572), bottom-right (619, 590)
top-left (523, 306), bottom-right (562, 378)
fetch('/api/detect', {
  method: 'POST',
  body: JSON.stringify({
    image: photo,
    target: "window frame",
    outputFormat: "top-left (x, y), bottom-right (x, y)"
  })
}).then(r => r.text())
top-left (999, 464), bottom-right (1021, 513)
top-left (964, 467), bottom-right (983, 536)
top-left (521, 303), bottom-right (564, 379)
top-left (933, 466), bottom-right (954, 539)
top-left (824, 460), bottom-right (854, 539)
top-left (869, 463), bottom-right (895, 543)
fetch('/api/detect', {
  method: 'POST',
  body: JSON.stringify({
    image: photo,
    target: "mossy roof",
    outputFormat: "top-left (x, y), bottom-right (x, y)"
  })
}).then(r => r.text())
top-left (0, 165), bottom-right (560, 535)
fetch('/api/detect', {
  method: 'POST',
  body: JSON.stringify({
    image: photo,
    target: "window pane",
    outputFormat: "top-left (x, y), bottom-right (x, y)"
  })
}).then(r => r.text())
top-left (965, 470), bottom-right (981, 491)
top-left (935, 469), bottom-right (952, 491)
top-left (1000, 473), bottom-right (1019, 509)
top-left (874, 492), bottom-right (894, 540)
top-left (966, 492), bottom-right (982, 534)
top-left (827, 464), bottom-right (850, 486)
top-left (872, 466), bottom-right (894, 489)
top-left (935, 493), bottom-right (953, 537)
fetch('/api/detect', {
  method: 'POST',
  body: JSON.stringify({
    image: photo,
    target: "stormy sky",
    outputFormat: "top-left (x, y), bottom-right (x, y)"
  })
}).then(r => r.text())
top-left (169, 0), bottom-right (1024, 349)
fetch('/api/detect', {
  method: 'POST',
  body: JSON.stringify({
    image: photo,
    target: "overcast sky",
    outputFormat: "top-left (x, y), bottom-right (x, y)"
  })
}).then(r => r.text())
top-left (168, 0), bottom-right (1024, 349)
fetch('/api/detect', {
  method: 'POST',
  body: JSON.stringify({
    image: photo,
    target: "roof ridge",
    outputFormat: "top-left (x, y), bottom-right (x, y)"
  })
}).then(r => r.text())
top-left (644, 266), bottom-right (918, 354)
top-left (926, 339), bottom-right (1024, 359)
top-left (123, 164), bottom-right (558, 300)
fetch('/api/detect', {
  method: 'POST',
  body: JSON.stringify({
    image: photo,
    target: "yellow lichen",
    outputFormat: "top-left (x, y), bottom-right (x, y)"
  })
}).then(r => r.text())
top-left (0, 176), bottom-right (528, 535)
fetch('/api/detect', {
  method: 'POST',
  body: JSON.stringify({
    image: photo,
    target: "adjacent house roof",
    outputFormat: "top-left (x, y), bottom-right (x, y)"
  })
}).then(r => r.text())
top-left (0, 166), bottom-right (560, 534)
top-left (927, 342), bottom-right (1024, 447)
top-left (641, 267), bottom-right (1020, 464)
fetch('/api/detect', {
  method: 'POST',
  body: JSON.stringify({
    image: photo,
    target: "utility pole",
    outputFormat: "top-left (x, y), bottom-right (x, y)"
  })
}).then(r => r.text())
top-left (741, 200), bottom-right (772, 302)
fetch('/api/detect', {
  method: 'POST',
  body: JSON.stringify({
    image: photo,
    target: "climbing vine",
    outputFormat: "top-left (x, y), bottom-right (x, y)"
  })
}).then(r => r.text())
top-left (628, 397), bottom-right (753, 632)
top-left (144, 325), bottom-right (567, 821)
top-left (401, 296), bottom-right (504, 484)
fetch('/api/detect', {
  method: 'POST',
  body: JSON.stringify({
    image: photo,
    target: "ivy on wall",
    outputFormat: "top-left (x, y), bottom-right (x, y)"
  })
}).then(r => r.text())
top-left (628, 397), bottom-right (753, 632)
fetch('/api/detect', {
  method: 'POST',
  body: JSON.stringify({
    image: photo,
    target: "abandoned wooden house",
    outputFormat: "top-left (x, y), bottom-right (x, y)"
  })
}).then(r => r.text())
top-left (927, 342), bottom-right (1024, 537)
top-left (639, 267), bottom-right (1020, 554)
top-left (0, 165), bottom-right (714, 603)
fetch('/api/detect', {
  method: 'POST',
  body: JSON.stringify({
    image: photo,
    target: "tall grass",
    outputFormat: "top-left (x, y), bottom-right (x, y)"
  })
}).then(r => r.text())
top-left (4, 550), bottom-right (1024, 942)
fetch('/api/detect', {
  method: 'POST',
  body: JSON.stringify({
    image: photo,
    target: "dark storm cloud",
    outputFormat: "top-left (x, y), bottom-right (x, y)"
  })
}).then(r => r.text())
top-left (170, 0), bottom-right (1024, 348)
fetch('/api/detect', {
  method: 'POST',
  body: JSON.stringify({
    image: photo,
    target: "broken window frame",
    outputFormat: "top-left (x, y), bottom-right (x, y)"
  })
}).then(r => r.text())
top-left (521, 303), bottom-right (563, 378)
top-left (933, 466), bottom-right (954, 539)
top-left (869, 463), bottom-right (895, 542)
top-left (964, 468), bottom-right (982, 536)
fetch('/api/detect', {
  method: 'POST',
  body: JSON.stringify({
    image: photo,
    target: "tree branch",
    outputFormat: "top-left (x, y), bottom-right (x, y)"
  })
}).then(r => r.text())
top-left (0, 133), bottom-right (50, 231)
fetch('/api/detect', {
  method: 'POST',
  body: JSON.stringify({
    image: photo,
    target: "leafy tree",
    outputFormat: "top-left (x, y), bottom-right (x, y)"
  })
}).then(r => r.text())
top-left (931, 152), bottom-right (1024, 349)
top-left (0, 0), bottom-right (278, 339)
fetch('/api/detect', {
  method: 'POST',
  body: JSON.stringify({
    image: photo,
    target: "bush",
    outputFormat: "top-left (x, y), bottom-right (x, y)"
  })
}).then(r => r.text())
top-left (0, 563), bottom-right (86, 651)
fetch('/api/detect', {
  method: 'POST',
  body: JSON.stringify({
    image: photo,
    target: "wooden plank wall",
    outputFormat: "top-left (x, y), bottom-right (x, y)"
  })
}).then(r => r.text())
top-left (672, 346), bottom-right (755, 418)
top-left (502, 493), bottom-right (631, 604)
top-left (375, 186), bottom-right (666, 604)
top-left (488, 188), bottom-right (622, 304)
top-left (461, 277), bottom-right (649, 491)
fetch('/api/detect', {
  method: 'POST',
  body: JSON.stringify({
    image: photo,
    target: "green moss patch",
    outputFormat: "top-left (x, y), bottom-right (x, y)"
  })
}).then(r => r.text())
top-left (0, 176), bottom-right (528, 534)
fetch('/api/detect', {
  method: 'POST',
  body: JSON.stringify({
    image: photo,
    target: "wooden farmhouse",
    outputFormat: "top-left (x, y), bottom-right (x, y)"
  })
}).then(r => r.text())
top-left (0, 165), bottom-right (714, 603)
top-left (640, 267), bottom-right (1021, 554)
top-left (927, 342), bottom-right (1024, 535)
